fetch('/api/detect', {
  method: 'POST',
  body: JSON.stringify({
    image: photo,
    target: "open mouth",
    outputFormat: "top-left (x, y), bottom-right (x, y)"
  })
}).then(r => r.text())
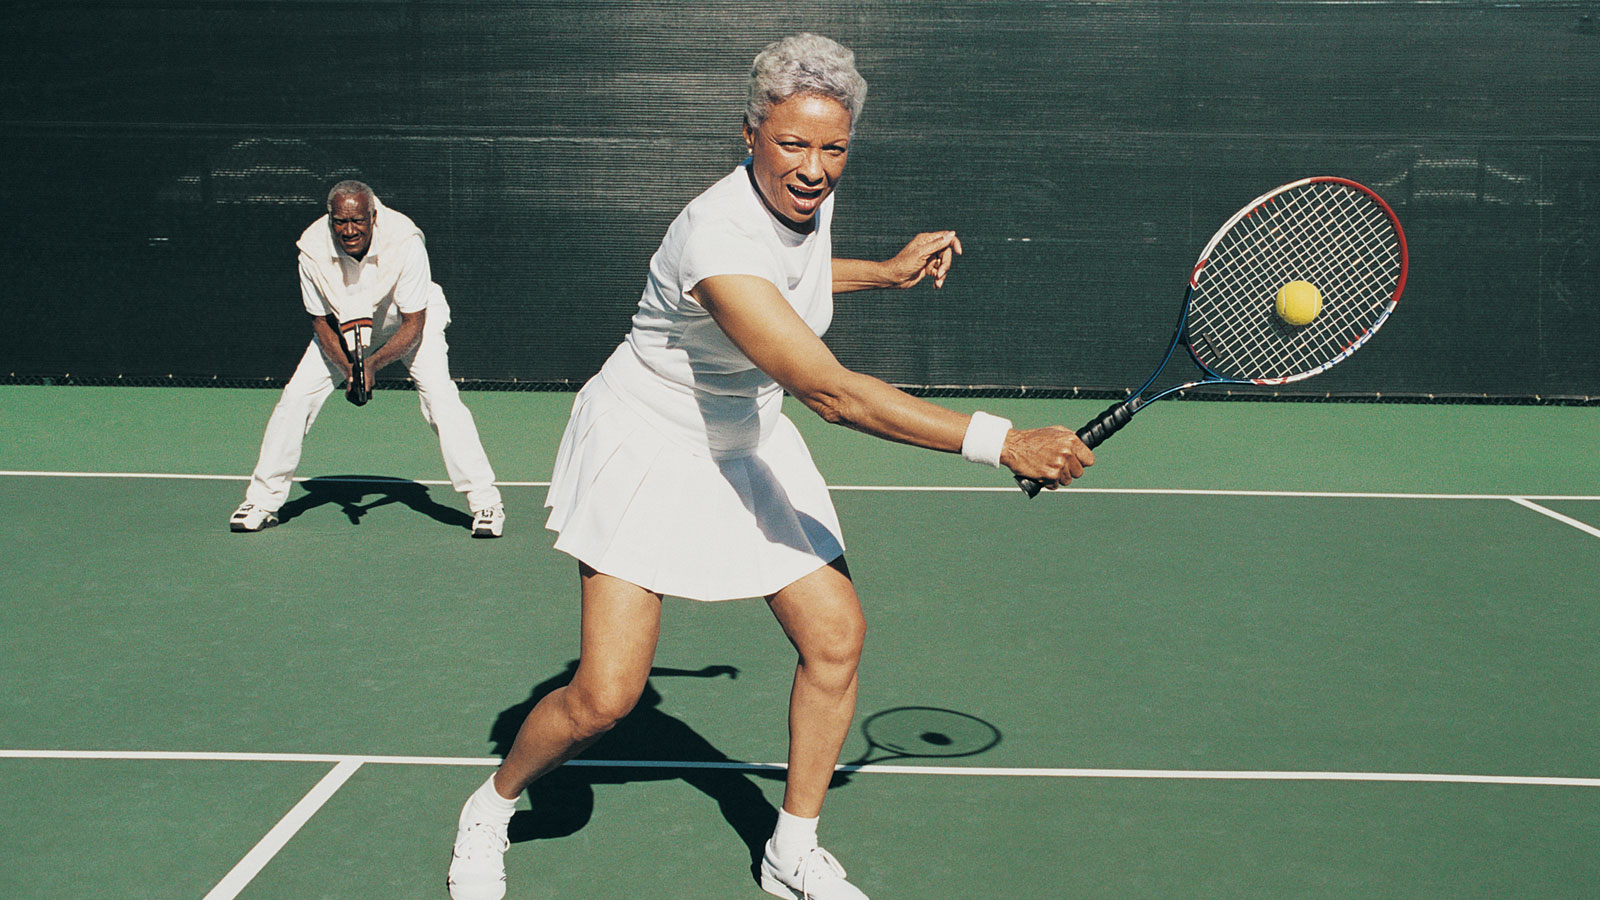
top-left (787, 183), bottom-right (825, 206)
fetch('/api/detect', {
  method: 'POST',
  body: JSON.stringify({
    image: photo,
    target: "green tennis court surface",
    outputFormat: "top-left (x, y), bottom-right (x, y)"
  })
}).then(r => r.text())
top-left (3, 386), bottom-right (1596, 899)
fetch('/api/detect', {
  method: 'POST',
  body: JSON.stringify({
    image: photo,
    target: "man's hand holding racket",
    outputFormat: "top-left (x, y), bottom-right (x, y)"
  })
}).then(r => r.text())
top-left (338, 317), bottom-right (373, 406)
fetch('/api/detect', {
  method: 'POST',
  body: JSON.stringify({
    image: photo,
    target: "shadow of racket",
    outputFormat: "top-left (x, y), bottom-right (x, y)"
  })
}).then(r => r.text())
top-left (836, 706), bottom-right (1002, 777)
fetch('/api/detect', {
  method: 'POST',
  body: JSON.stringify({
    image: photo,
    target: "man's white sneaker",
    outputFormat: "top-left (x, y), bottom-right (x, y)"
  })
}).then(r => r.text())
top-left (447, 819), bottom-right (509, 900)
top-left (229, 503), bottom-right (278, 533)
top-left (759, 843), bottom-right (870, 900)
top-left (471, 503), bottom-right (505, 538)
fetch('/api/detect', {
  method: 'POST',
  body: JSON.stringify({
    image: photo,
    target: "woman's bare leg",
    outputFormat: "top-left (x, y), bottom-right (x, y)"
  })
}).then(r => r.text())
top-left (492, 564), bottom-right (663, 798)
top-left (765, 557), bottom-right (866, 817)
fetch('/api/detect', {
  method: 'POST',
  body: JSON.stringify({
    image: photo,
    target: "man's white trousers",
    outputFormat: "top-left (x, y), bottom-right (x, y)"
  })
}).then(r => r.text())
top-left (243, 327), bottom-right (502, 512)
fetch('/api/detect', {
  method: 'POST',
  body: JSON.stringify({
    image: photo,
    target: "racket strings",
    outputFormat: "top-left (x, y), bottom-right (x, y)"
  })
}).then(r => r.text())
top-left (1214, 203), bottom-right (1386, 373)
top-left (1198, 189), bottom-right (1393, 377)
top-left (1188, 181), bottom-right (1402, 382)
top-left (1194, 187), bottom-right (1397, 379)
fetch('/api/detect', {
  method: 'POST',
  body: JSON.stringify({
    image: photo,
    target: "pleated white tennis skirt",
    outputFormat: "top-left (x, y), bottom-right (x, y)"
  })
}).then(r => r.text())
top-left (543, 371), bottom-right (846, 602)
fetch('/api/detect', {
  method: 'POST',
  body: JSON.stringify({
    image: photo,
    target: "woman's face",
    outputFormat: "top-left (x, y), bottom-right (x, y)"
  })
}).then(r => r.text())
top-left (743, 93), bottom-right (851, 230)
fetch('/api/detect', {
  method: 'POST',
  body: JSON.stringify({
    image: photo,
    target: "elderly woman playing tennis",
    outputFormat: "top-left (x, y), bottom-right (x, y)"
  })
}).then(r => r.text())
top-left (448, 33), bottom-right (1093, 900)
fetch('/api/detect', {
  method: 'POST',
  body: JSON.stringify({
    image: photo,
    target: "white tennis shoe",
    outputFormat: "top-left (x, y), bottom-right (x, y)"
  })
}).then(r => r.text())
top-left (447, 818), bottom-right (509, 900)
top-left (229, 503), bottom-right (278, 532)
top-left (760, 843), bottom-right (870, 900)
top-left (470, 503), bottom-right (505, 538)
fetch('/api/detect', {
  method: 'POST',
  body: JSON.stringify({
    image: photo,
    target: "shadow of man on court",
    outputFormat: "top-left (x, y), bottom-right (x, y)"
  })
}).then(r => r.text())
top-left (489, 660), bottom-right (781, 871)
top-left (276, 475), bottom-right (472, 529)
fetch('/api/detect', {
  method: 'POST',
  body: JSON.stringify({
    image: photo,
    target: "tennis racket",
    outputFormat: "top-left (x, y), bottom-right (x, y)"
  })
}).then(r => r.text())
top-left (1018, 176), bottom-right (1408, 497)
top-left (339, 317), bottom-right (373, 407)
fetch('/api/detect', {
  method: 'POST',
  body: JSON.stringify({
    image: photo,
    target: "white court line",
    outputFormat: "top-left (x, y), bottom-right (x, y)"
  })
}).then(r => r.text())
top-left (0, 470), bottom-right (1596, 501)
top-left (0, 470), bottom-right (554, 488)
top-left (200, 758), bottom-right (364, 900)
top-left (832, 485), bottom-right (1600, 500)
top-left (9, 747), bottom-right (1594, 893)
top-left (1510, 497), bottom-right (1600, 539)
top-left (0, 470), bottom-right (254, 481)
top-left (0, 749), bottom-right (497, 765)
top-left (568, 758), bottom-right (1600, 787)
top-left (2, 749), bottom-right (1595, 789)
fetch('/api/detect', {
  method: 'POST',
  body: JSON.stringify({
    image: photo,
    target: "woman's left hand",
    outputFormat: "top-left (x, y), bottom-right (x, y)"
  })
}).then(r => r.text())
top-left (884, 230), bottom-right (963, 288)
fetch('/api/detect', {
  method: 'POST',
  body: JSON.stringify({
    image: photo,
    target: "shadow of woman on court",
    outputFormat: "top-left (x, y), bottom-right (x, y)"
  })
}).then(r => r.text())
top-left (276, 475), bottom-right (472, 529)
top-left (490, 660), bottom-right (781, 870)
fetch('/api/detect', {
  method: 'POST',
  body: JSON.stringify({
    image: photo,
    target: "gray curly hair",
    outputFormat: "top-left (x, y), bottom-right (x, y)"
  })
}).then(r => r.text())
top-left (746, 34), bottom-right (868, 134)
top-left (326, 179), bottom-right (376, 212)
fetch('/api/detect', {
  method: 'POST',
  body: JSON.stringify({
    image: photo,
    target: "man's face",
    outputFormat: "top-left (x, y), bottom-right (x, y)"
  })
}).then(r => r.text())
top-left (329, 193), bottom-right (376, 260)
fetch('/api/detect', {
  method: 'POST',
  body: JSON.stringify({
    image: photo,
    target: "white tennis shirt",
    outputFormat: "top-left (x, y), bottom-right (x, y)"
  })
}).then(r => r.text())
top-left (296, 201), bottom-right (449, 336)
top-left (599, 161), bottom-right (835, 457)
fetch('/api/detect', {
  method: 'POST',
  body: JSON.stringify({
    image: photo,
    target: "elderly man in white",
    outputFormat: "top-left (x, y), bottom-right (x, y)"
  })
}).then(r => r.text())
top-left (230, 180), bottom-right (505, 537)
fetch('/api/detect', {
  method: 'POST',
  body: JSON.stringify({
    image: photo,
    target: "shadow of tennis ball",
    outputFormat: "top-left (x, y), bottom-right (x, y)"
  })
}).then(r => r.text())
top-left (920, 731), bottom-right (954, 747)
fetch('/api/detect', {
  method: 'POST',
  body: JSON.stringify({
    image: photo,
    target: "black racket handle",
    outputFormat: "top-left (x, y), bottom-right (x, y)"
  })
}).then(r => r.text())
top-left (346, 357), bottom-right (369, 407)
top-left (337, 317), bottom-right (371, 407)
top-left (1015, 401), bottom-right (1133, 497)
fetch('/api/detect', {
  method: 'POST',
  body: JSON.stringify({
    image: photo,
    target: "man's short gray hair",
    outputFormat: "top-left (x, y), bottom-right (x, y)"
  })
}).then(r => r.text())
top-left (326, 180), bottom-right (377, 212)
top-left (746, 33), bottom-right (867, 134)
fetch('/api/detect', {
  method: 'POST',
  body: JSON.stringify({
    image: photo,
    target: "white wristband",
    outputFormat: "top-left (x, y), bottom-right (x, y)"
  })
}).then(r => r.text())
top-left (961, 411), bottom-right (1012, 468)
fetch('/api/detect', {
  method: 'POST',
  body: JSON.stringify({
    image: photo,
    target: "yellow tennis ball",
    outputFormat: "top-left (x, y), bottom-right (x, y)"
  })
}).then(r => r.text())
top-left (1276, 280), bottom-right (1322, 326)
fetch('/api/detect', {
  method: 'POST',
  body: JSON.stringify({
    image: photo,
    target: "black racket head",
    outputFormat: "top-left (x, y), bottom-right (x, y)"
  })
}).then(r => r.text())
top-left (1184, 177), bottom-right (1407, 384)
top-left (858, 706), bottom-right (1002, 761)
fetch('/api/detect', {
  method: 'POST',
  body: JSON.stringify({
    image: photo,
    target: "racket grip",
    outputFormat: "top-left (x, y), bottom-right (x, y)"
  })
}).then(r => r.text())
top-left (1014, 401), bottom-right (1133, 497)
top-left (346, 369), bottom-right (369, 407)
top-left (346, 355), bottom-right (369, 407)
top-left (339, 318), bottom-right (373, 407)
top-left (1076, 400), bottom-right (1133, 449)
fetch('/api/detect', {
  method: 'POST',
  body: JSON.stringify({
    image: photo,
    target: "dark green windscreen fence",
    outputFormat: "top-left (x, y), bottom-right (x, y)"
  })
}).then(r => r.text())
top-left (3, 1), bottom-right (1597, 399)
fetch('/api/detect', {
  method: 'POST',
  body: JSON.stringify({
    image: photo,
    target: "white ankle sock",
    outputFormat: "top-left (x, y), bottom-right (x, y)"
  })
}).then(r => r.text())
top-left (463, 774), bottom-right (518, 826)
top-left (770, 807), bottom-right (820, 861)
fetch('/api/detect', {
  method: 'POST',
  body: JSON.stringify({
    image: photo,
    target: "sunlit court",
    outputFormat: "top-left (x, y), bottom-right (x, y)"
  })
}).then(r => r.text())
top-left (3, 3), bottom-right (1597, 899)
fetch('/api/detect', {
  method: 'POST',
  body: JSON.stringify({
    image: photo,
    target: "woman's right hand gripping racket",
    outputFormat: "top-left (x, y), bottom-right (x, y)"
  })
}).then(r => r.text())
top-left (1018, 176), bottom-right (1409, 496)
